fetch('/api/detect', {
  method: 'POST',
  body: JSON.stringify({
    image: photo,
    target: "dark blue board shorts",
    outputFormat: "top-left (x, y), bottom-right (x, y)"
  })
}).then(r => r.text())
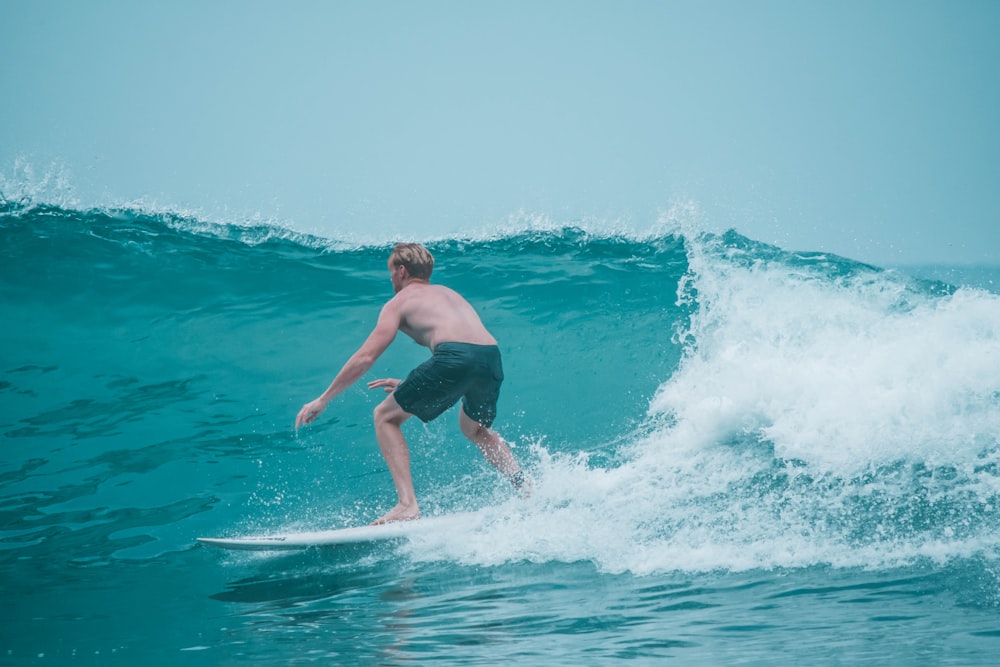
top-left (393, 342), bottom-right (503, 427)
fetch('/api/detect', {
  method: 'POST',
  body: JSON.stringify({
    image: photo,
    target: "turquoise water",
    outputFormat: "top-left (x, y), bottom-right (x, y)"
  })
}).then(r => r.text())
top-left (3, 200), bottom-right (1000, 664)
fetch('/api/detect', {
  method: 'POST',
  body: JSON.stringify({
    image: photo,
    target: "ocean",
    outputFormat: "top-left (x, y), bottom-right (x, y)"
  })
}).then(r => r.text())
top-left (2, 199), bottom-right (999, 665)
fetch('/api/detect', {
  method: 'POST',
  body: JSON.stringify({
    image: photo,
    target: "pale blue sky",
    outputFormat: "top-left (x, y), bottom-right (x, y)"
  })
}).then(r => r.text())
top-left (2, 0), bottom-right (998, 264)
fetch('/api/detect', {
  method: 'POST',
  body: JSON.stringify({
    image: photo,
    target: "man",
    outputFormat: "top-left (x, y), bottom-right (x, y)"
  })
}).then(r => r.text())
top-left (295, 242), bottom-right (525, 525)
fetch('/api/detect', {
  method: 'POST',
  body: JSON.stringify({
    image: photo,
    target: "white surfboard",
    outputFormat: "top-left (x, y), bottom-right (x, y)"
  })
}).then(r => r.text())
top-left (197, 512), bottom-right (478, 551)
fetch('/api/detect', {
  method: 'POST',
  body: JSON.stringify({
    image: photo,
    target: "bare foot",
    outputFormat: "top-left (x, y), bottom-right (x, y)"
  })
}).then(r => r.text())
top-left (371, 502), bottom-right (421, 525)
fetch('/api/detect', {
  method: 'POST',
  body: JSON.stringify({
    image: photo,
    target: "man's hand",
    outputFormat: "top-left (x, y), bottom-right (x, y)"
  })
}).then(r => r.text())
top-left (295, 398), bottom-right (328, 429)
top-left (367, 378), bottom-right (401, 394)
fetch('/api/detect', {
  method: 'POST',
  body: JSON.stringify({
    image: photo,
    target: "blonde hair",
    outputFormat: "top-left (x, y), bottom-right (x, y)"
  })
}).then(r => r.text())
top-left (388, 243), bottom-right (434, 280)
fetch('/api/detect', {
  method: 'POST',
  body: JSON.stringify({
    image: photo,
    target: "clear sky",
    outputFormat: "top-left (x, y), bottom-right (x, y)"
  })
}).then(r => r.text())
top-left (2, 0), bottom-right (998, 265)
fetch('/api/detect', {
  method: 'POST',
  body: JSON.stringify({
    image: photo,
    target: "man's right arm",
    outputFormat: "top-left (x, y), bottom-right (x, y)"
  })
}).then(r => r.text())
top-left (295, 301), bottom-right (400, 429)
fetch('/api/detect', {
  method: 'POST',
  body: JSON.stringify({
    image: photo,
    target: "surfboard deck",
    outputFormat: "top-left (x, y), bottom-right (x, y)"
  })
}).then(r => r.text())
top-left (198, 512), bottom-right (477, 551)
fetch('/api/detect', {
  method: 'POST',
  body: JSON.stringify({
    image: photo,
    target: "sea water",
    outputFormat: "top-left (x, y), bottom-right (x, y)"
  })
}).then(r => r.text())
top-left (2, 200), bottom-right (1000, 665)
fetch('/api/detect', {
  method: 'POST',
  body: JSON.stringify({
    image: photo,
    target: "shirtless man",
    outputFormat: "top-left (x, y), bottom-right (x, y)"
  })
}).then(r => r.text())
top-left (295, 243), bottom-right (525, 525)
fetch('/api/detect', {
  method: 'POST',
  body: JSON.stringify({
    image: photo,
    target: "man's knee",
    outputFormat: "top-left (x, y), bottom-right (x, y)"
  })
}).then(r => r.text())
top-left (374, 398), bottom-right (408, 427)
top-left (460, 415), bottom-right (489, 441)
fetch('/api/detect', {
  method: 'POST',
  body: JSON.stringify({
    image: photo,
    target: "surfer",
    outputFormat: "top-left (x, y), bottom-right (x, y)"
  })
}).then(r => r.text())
top-left (295, 242), bottom-right (526, 525)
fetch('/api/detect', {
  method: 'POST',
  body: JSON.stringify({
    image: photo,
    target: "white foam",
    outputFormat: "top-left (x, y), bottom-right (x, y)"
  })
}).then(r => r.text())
top-left (652, 236), bottom-right (1000, 474)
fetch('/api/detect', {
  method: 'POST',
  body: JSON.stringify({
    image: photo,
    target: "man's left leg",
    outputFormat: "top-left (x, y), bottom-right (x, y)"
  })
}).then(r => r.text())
top-left (372, 394), bottom-right (421, 524)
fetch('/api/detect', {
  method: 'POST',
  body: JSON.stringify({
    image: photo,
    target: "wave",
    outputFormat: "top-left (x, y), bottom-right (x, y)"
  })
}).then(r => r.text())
top-left (3, 201), bottom-right (999, 575)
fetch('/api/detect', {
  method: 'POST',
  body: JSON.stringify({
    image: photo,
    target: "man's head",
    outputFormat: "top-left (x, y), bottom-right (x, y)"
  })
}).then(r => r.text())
top-left (388, 243), bottom-right (434, 280)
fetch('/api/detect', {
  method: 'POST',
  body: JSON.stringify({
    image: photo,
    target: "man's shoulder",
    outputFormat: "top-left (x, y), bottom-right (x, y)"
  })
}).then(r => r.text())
top-left (384, 283), bottom-right (429, 309)
top-left (395, 283), bottom-right (453, 300)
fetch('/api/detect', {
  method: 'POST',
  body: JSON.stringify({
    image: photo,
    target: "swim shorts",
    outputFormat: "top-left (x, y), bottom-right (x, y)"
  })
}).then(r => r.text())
top-left (393, 342), bottom-right (504, 427)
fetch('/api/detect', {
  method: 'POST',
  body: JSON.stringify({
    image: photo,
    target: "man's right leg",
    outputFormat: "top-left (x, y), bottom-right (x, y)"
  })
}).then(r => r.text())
top-left (459, 407), bottom-right (525, 491)
top-left (372, 394), bottom-right (420, 524)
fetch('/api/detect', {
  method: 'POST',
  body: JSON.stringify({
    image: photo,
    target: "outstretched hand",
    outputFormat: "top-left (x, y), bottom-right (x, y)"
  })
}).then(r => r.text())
top-left (295, 398), bottom-right (327, 430)
top-left (367, 378), bottom-right (401, 394)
